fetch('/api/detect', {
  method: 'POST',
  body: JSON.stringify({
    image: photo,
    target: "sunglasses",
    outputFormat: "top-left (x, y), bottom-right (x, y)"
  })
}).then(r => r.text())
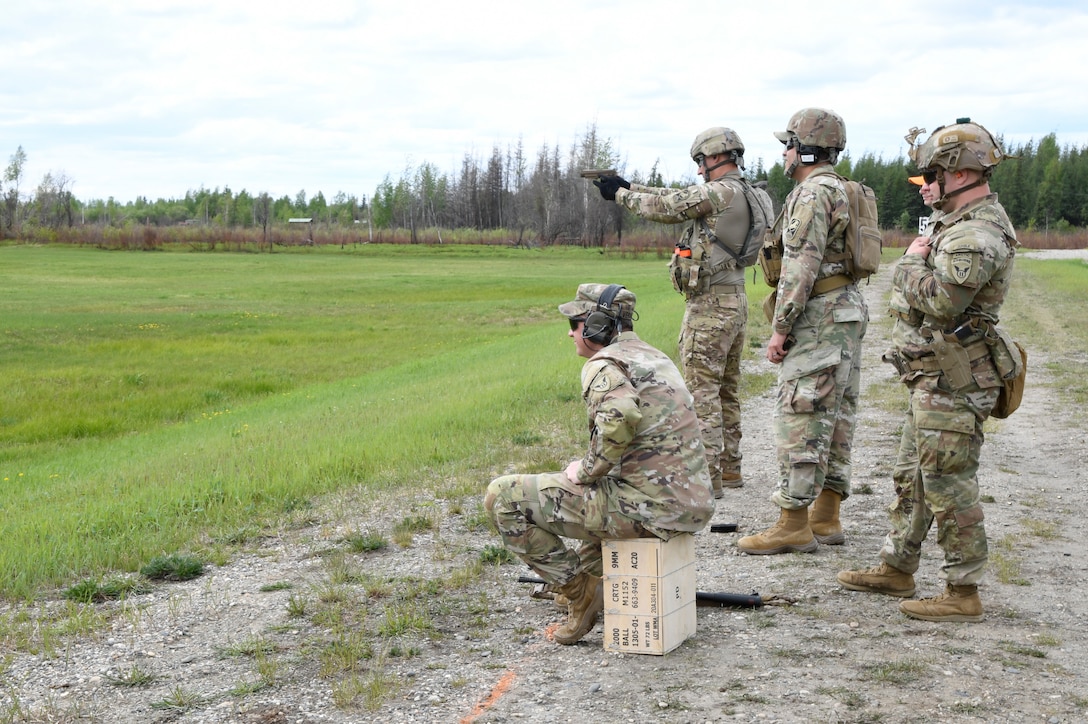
top-left (693, 153), bottom-right (706, 167)
top-left (569, 317), bottom-right (585, 331)
top-left (921, 168), bottom-right (940, 184)
top-left (784, 137), bottom-right (800, 151)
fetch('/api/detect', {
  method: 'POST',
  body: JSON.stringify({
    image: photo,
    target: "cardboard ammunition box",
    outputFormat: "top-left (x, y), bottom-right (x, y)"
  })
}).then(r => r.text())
top-left (604, 564), bottom-right (695, 617)
top-left (603, 602), bottom-right (696, 655)
top-left (603, 534), bottom-right (694, 578)
top-left (601, 536), bottom-right (697, 654)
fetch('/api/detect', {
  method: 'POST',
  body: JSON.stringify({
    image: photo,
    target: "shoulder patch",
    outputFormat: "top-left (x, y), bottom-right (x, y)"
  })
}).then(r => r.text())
top-left (592, 370), bottom-right (617, 392)
top-left (581, 360), bottom-right (624, 395)
top-left (948, 251), bottom-right (978, 285)
top-left (786, 218), bottom-right (801, 241)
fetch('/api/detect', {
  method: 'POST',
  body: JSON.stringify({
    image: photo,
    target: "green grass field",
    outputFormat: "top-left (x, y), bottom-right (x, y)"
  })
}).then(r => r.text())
top-left (0, 244), bottom-right (777, 600)
top-left (0, 243), bottom-right (1081, 601)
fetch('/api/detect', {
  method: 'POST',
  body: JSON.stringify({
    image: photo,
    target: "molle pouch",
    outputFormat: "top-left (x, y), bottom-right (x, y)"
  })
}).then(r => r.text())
top-left (992, 341), bottom-right (1027, 419)
top-left (762, 289), bottom-right (777, 324)
top-left (987, 325), bottom-right (1023, 380)
top-left (668, 252), bottom-right (686, 294)
top-left (668, 252), bottom-right (701, 297)
top-left (683, 261), bottom-right (702, 297)
top-left (759, 230), bottom-right (782, 288)
top-left (930, 336), bottom-right (973, 390)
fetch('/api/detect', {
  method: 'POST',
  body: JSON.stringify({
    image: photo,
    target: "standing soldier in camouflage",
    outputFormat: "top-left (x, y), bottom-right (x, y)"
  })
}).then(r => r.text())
top-left (738, 108), bottom-right (868, 554)
top-left (485, 284), bottom-right (714, 644)
top-left (594, 128), bottom-right (770, 497)
top-left (838, 119), bottom-right (1018, 622)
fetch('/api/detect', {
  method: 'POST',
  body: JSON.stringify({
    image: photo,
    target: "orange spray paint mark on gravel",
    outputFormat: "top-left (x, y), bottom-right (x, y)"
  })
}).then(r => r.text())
top-left (460, 669), bottom-right (517, 723)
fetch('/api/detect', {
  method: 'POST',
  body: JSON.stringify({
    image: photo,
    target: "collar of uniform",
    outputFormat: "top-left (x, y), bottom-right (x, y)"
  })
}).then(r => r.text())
top-left (804, 165), bottom-right (840, 180)
top-left (937, 192), bottom-right (999, 225)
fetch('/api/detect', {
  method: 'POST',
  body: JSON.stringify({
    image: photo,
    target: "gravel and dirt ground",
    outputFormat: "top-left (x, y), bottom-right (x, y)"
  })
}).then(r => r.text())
top-left (3, 250), bottom-right (1086, 723)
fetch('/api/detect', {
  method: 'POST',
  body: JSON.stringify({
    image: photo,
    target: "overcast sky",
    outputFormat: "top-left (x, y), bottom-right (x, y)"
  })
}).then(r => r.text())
top-left (4, 0), bottom-right (1087, 204)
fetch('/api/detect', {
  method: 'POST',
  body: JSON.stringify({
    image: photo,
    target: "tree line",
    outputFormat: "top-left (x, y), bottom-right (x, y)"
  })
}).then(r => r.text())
top-left (3, 125), bottom-right (1087, 244)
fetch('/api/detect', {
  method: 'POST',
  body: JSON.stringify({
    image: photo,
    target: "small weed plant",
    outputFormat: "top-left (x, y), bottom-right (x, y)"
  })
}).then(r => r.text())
top-left (140, 554), bottom-right (204, 581)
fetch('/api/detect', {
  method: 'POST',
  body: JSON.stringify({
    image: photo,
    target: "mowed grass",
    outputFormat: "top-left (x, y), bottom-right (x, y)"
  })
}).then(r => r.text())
top-left (1001, 255), bottom-right (1088, 405)
top-left (2, 243), bottom-right (1075, 601)
top-left (0, 243), bottom-right (775, 600)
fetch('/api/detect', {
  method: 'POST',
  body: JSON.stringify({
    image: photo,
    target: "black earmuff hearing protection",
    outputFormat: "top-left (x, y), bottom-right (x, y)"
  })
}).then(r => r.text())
top-left (582, 284), bottom-right (624, 346)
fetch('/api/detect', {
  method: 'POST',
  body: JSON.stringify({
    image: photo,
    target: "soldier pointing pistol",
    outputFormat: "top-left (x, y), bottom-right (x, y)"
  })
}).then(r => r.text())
top-left (592, 128), bottom-right (773, 499)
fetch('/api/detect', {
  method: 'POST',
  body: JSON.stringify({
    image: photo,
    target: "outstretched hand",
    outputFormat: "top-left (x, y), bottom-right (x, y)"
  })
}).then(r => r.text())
top-left (593, 175), bottom-right (630, 201)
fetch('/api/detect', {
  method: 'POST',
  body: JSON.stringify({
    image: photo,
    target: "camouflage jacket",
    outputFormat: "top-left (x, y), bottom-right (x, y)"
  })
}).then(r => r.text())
top-left (772, 165), bottom-right (854, 334)
top-left (574, 332), bottom-right (714, 533)
top-left (616, 171), bottom-right (750, 288)
top-left (890, 194), bottom-right (1018, 358)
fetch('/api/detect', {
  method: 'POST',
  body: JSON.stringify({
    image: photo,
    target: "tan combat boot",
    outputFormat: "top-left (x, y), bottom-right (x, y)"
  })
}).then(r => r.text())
top-left (721, 472), bottom-right (744, 490)
top-left (808, 489), bottom-right (844, 545)
top-left (837, 562), bottom-right (916, 597)
top-left (899, 583), bottom-right (983, 622)
top-left (552, 572), bottom-right (604, 645)
top-left (737, 508), bottom-right (818, 555)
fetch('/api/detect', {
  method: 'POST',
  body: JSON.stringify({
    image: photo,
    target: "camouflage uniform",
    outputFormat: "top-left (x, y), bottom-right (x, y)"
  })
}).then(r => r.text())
top-left (614, 170), bottom-right (750, 493)
top-left (769, 166), bottom-right (868, 509)
top-left (486, 331), bottom-right (714, 585)
top-left (880, 194), bottom-right (1017, 585)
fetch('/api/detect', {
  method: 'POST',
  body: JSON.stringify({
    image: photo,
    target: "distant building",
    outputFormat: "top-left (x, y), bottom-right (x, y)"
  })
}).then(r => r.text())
top-left (288, 217), bottom-right (314, 245)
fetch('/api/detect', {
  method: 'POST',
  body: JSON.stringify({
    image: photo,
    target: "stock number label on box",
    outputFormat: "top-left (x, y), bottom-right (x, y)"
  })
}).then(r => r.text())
top-left (604, 566), bottom-right (694, 617)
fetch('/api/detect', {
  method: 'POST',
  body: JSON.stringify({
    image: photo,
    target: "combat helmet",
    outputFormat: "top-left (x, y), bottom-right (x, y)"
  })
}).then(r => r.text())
top-left (905, 118), bottom-right (1004, 210)
top-left (774, 108), bottom-right (847, 151)
top-left (775, 108), bottom-right (845, 177)
top-left (909, 118), bottom-right (1003, 176)
top-left (690, 127), bottom-right (746, 171)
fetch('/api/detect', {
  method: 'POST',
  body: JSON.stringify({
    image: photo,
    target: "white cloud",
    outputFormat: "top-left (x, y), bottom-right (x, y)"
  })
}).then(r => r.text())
top-left (2, 0), bottom-right (1087, 202)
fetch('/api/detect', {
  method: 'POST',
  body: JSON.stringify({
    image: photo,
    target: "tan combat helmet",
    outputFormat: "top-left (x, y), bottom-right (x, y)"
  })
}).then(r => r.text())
top-left (774, 108), bottom-right (847, 152)
top-left (690, 127), bottom-right (746, 171)
top-left (909, 118), bottom-right (1004, 176)
top-left (906, 118), bottom-right (1005, 209)
top-left (774, 108), bottom-right (846, 176)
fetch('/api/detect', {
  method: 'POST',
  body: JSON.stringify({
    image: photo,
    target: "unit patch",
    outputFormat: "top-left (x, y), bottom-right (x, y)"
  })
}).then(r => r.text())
top-left (948, 251), bottom-right (977, 284)
top-left (785, 218), bottom-right (801, 241)
top-left (591, 368), bottom-right (619, 393)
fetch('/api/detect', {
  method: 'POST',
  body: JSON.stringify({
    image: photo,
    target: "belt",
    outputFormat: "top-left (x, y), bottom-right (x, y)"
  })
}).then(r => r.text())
top-left (706, 284), bottom-right (745, 295)
top-left (906, 339), bottom-right (992, 372)
top-left (811, 274), bottom-right (854, 296)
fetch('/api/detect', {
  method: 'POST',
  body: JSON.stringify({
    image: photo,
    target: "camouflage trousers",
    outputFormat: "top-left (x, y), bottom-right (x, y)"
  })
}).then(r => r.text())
top-left (484, 472), bottom-right (657, 586)
top-left (771, 290), bottom-right (866, 509)
top-left (879, 372), bottom-right (998, 586)
top-left (678, 292), bottom-right (747, 491)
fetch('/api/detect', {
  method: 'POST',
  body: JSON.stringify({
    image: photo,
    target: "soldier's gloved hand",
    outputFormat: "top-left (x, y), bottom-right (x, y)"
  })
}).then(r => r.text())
top-left (593, 175), bottom-right (630, 201)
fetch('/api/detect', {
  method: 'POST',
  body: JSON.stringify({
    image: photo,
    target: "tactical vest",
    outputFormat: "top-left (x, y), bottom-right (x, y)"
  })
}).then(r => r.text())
top-left (669, 176), bottom-right (771, 298)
